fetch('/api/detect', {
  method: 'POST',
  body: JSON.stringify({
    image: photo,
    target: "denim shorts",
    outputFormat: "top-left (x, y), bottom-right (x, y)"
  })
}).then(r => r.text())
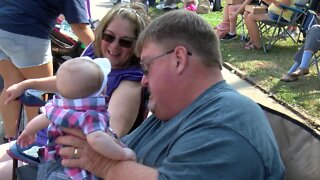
top-left (37, 160), bottom-right (70, 180)
top-left (268, 12), bottom-right (288, 22)
top-left (0, 29), bottom-right (52, 68)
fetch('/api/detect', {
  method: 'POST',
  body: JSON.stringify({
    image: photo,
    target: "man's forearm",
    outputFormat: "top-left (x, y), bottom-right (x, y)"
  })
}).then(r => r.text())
top-left (105, 161), bottom-right (158, 180)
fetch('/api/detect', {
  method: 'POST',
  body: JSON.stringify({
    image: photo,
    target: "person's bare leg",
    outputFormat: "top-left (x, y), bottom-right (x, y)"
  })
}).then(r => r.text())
top-left (0, 143), bottom-right (24, 180)
top-left (229, 4), bottom-right (242, 34)
top-left (0, 160), bottom-right (14, 179)
top-left (0, 60), bottom-right (25, 138)
top-left (19, 61), bottom-right (53, 123)
top-left (0, 143), bottom-right (14, 180)
top-left (248, 13), bottom-right (261, 47)
top-left (245, 13), bottom-right (269, 48)
top-left (244, 12), bottom-right (254, 45)
top-left (222, 4), bottom-right (230, 22)
top-left (0, 60), bottom-right (53, 138)
top-left (0, 143), bottom-right (11, 162)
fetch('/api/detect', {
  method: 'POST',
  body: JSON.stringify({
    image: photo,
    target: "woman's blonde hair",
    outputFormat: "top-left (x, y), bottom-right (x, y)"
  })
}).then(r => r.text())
top-left (94, 2), bottom-right (150, 67)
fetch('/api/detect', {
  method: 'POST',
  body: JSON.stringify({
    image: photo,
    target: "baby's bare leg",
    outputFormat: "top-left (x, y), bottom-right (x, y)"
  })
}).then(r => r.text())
top-left (87, 131), bottom-right (136, 161)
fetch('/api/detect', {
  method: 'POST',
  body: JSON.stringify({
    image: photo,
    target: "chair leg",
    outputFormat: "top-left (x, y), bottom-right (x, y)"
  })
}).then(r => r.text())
top-left (265, 26), bottom-right (277, 52)
top-left (310, 54), bottom-right (320, 80)
top-left (236, 14), bottom-right (246, 41)
top-left (11, 105), bottom-right (24, 180)
top-left (265, 26), bottom-right (284, 52)
top-left (314, 56), bottom-right (320, 80)
top-left (12, 159), bottom-right (18, 180)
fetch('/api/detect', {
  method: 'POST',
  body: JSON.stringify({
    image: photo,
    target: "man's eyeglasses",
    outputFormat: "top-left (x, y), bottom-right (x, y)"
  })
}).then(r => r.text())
top-left (140, 49), bottom-right (192, 75)
top-left (102, 33), bottom-right (136, 48)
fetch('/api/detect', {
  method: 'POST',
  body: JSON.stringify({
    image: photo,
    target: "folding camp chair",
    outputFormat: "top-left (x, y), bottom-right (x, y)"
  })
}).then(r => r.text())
top-left (236, 13), bottom-right (248, 41)
top-left (260, 104), bottom-right (320, 179)
top-left (51, 19), bottom-right (85, 73)
top-left (258, 0), bottom-right (309, 52)
top-left (310, 52), bottom-right (320, 79)
top-left (236, 0), bottom-right (265, 41)
top-left (7, 90), bottom-right (52, 180)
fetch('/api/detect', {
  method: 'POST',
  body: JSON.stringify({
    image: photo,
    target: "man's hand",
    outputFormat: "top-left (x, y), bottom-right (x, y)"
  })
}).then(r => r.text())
top-left (56, 128), bottom-right (117, 179)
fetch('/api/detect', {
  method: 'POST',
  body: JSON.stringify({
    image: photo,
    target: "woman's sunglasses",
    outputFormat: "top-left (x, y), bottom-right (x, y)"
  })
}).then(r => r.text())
top-left (102, 33), bottom-right (136, 48)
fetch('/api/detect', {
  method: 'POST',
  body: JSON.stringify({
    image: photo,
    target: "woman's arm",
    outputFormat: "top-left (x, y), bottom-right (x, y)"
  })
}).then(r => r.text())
top-left (5, 76), bottom-right (57, 104)
top-left (108, 80), bottom-right (142, 138)
top-left (70, 23), bottom-right (95, 47)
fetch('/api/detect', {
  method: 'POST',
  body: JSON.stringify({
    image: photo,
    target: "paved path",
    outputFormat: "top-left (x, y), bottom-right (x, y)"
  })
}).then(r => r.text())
top-left (222, 68), bottom-right (303, 121)
top-left (89, 0), bottom-right (114, 21)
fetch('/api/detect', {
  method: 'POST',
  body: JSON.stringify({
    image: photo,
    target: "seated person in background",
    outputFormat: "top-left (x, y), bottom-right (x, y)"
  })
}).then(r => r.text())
top-left (183, 0), bottom-right (198, 12)
top-left (219, 0), bottom-right (258, 40)
top-left (280, 24), bottom-right (320, 82)
top-left (18, 57), bottom-right (136, 179)
top-left (56, 10), bottom-right (285, 179)
top-left (244, 0), bottom-right (294, 50)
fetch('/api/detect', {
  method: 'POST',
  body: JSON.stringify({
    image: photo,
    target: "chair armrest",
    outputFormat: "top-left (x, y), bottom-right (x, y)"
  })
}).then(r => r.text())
top-left (7, 141), bottom-right (41, 167)
top-left (19, 89), bottom-right (54, 107)
top-left (279, 4), bottom-right (305, 14)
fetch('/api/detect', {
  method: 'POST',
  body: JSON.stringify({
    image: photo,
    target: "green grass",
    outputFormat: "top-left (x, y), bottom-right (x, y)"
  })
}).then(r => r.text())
top-left (148, 4), bottom-right (320, 122)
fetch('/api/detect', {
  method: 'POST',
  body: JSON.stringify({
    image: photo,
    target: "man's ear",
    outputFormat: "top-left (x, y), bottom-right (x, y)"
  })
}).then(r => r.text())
top-left (174, 46), bottom-right (189, 74)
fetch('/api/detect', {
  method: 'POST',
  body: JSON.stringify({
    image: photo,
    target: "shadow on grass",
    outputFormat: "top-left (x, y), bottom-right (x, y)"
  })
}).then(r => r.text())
top-left (220, 39), bottom-right (320, 120)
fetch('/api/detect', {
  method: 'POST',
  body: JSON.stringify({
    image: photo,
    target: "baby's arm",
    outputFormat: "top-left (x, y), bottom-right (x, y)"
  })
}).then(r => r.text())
top-left (5, 76), bottom-right (57, 105)
top-left (17, 113), bottom-right (50, 148)
top-left (87, 131), bottom-right (136, 161)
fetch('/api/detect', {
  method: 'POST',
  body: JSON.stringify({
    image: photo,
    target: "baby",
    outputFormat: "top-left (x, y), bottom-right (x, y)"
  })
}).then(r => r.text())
top-left (17, 57), bottom-right (136, 179)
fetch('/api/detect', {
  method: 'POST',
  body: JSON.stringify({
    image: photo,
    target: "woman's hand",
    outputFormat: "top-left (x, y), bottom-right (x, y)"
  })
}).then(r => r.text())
top-left (4, 82), bottom-right (26, 105)
top-left (56, 128), bottom-right (118, 179)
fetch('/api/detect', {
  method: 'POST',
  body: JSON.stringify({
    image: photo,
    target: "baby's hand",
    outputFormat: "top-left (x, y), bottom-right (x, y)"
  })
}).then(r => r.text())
top-left (5, 82), bottom-right (25, 105)
top-left (17, 130), bottom-right (36, 148)
top-left (123, 148), bottom-right (136, 161)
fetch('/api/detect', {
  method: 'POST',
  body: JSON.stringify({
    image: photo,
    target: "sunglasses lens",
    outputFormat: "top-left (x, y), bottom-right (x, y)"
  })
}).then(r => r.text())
top-left (102, 33), bottom-right (134, 48)
top-left (102, 34), bottom-right (115, 43)
top-left (119, 39), bottom-right (134, 48)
